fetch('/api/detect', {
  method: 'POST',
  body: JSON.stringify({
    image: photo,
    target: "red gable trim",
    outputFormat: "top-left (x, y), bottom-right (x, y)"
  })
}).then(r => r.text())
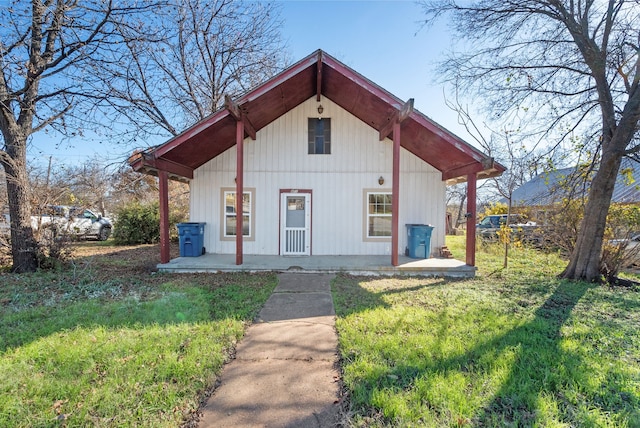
top-left (129, 49), bottom-right (505, 183)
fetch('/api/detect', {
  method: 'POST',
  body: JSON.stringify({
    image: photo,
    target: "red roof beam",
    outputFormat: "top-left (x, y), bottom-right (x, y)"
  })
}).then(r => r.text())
top-left (441, 159), bottom-right (496, 182)
top-left (135, 154), bottom-right (194, 180)
top-left (225, 95), bottom-right (257, 140)
top-left (379, 98), bottom-right (414, 141)
top-left (152, 108), bottom-right (231, 160)
top-left (316, 51), bottom-right (323, 101)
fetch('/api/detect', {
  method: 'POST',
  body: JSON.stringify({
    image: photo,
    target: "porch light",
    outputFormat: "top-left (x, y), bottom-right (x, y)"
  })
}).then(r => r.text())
top-left (378, 176), bottom-right (385, 185)
top-left (317, 104), bottom-right (324, 116)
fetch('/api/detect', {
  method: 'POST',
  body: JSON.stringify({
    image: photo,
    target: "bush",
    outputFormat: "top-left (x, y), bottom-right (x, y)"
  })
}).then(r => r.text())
top-left (27, 227), bottom-right (75, 270)
top-left (543, 199), bottom-right (640, 279)
top-left (112, 201), bottom-right (187, 245)
top-left (113, 202), bottom-right (161, 245)
top-left (600, 204), bottom-right (640, 278)
top-left (481, 201), bottom-right (508, 217)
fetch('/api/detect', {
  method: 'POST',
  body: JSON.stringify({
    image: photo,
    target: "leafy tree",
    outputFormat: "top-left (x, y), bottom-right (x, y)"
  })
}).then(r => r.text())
top-left (422, 0), bottom-right (640, 282)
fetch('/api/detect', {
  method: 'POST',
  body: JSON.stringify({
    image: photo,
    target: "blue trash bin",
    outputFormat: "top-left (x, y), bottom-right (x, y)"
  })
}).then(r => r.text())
top-left (405, 224), bottom-right (434, 259)
top-left (176, 222), bottom-right (206, 257)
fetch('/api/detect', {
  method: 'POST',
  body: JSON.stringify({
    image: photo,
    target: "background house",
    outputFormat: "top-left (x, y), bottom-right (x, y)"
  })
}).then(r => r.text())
top-left (510, 158), bottom-right (640, 222)
top-left (130, 50), bottom-right (504, 267)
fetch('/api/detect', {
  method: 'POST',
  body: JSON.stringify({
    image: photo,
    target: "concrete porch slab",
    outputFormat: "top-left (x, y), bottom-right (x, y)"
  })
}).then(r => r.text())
top-left (157, 254), bottom-right (475, 278)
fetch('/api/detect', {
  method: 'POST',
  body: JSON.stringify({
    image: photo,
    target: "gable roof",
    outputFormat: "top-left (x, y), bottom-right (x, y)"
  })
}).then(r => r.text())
top-left (129, 49), bottom-right (505, 183)
top-left (511, 158), bottom-right (640, 206)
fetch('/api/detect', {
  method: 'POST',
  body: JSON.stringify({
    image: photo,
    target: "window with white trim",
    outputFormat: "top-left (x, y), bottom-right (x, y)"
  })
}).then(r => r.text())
top-left (222, 190), bottom-right (253, 238)
top-left (366, 192), bottom-right (392, 238)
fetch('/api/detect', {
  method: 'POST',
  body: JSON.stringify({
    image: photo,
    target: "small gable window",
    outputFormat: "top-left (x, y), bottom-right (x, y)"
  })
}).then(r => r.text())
top-left (308, 118), bottom-right (331, 154)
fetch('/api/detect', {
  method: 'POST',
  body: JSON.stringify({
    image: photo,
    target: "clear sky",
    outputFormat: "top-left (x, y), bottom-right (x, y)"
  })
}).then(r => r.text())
top-left (280, 0), bottom-right (456, 119)
top-left (28, 0), bottom-right (470, 168)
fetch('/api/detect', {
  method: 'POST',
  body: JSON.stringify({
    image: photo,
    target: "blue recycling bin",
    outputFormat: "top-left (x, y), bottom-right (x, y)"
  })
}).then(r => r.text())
top-left (405, 224), bottom-right (434, 259)
top-left (177, 222), bottom-right (205, 257)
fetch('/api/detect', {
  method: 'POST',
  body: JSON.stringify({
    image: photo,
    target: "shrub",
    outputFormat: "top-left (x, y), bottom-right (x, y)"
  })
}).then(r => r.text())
top-left (543, 199), bottom-right (640, 280)
top-left (113, 202), bottom-right (161, 245)
top-left (32, 228), bottom-right (75, 270)
top-left (481, 201), bottom-right (508, 217)
top-left (600, 204), bottom-right (640, 279)
top-left (112, 201), bottom-right (187, 245)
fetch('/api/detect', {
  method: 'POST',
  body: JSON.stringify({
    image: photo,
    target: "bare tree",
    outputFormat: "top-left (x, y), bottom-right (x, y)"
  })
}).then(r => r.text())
top-left (446, 93), bottom-right (543, 267)
top-left (1, 0), bottom-right (286, 272)
top-left (422, 0), bottom-right (640, 282)
top-left (0, 1), bottom-right (159, 272)
top-left (98, 0), bottom-right (289, 140)
top-left (110, 165), bottom-right (159, 208)
top-left (445, 183), bottom-right (466, 233)
top-left (61, 159), bottom-right (115, 216)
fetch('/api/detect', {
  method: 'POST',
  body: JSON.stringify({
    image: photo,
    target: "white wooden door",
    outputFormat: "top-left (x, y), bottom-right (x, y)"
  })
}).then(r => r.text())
top-left (281, 193), bottom-right (311, 255)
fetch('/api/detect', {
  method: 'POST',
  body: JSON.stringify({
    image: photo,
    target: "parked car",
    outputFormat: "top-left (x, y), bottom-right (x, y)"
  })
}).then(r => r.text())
top-left (31, 205), bottom-right (113, 241)
top-left (476, 214), bottom-right (540, 243)
top-left (476, 214), bottom-right (530, 229)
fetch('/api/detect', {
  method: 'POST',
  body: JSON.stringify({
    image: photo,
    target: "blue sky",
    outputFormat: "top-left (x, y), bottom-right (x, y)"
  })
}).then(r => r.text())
top-left (281, 0), bottom-right (455, 118)
top-left (28, 0), bottom-right (469, 167)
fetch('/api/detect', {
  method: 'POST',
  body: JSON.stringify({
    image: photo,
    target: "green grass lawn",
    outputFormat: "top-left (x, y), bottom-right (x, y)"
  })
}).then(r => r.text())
top-left (333, 236), bottom-right (640, 427)
top-left (3, 239), bottom-right (639, 427)
top-left (0, 243), bottom-right (277, 427)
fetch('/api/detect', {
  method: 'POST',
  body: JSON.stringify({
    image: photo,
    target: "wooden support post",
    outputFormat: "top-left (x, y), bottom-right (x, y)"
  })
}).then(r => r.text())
top-left (236, 121), bottom-right (244, 265)
top-left (466, 173), bottom-right (477, 266)
top-left (158, 170), bottom-right (170, 264)
top-left (391, 122), bottom-right (401, 267)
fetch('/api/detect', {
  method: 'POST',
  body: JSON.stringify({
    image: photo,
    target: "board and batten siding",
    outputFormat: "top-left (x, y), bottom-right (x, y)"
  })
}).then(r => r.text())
top-left (189, 97), bottom-right (446, 256)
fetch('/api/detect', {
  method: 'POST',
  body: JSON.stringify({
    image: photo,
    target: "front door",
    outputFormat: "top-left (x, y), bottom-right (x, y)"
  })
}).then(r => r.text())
top-left (280, 192), bottom-right (311, 256)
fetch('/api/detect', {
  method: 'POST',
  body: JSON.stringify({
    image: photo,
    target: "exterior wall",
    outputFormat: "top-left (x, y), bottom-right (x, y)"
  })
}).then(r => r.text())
top-left (190, 97), bottom-right (446, 257)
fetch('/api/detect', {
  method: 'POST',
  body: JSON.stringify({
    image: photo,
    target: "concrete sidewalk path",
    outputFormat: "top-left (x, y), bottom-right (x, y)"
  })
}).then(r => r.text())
top-left (198, 273), bottom-right (342, 428)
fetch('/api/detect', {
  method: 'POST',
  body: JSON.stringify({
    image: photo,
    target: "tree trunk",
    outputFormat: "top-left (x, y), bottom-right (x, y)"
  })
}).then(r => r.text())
top-left (456, 192), bottom-right (467, 230)
top-left (2, 134), bottom-right (38, 273)
top-left (504, 199), bottom-right (512, 269)
top-left (560, 150), bottom-right (622, 282)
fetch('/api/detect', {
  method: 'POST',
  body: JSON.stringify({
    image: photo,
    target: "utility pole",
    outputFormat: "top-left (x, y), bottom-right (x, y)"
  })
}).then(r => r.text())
top-left (45, 156), bottom-right (52, 190)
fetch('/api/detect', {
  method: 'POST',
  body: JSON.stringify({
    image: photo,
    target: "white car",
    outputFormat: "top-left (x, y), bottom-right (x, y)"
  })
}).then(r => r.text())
top-left (31, 205), bottom-right (113, 241)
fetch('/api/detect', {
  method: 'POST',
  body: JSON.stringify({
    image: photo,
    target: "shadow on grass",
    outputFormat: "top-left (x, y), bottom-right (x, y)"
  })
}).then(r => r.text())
top-left (0, 269), bottom-right (277, 353)
top-left (332, 275), bottom-right (449, 316)
top-left (334, 276), bottom-right (640, 425)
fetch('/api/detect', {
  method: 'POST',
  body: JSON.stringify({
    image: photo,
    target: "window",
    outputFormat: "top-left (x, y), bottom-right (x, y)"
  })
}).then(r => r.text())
top-left (221, 189), bottom-right (254, 239)
top-left (308, 118), bottom-right (331, 154)
top-left (366, 192), bottom-right (392, 238)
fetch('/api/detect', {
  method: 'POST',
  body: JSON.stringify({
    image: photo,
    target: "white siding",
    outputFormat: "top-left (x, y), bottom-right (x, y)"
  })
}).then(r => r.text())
top-left (190, 97), bottom-right (446, 256)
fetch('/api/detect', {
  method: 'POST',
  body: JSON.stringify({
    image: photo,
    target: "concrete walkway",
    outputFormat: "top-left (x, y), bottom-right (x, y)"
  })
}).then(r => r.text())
top-left (198, 273), bottom-right (342, 428)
